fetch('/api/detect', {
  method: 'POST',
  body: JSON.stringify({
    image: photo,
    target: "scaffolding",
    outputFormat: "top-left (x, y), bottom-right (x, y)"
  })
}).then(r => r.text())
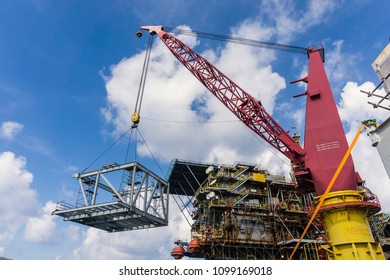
top-left (361, 42), bottom-right (390, 180)
top-left (361, 42), bottom-right (390, 110)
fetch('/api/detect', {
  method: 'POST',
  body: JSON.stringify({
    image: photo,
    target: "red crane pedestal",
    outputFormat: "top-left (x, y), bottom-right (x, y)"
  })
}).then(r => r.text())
top-left (297, 49), bottom-right (383, 259)
top-left (299, 49), bottom-right (356, 195)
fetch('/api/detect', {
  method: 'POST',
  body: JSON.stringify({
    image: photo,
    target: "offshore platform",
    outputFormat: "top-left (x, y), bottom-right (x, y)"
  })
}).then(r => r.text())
top-left (168, 159), bottom-right (387, 260)
top-left (53, 26), bottom-right (390, 260)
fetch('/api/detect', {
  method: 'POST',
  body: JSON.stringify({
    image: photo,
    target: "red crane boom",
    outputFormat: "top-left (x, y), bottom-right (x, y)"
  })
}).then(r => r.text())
top-left (140, 25), bottom-right (305, 165)
top-left (140, 25), bottom-right (357, 196)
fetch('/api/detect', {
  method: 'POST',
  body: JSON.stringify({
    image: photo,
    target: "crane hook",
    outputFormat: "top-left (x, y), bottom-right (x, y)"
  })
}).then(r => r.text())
top-left (136, 31), bottom-right (143, 38)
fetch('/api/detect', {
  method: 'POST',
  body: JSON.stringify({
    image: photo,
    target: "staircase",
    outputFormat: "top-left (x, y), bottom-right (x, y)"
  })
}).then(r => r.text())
top-left (228, 174), bottom-right (250, 193)
top-left (232, 189), bottom-right (250, 206)
top-left (232, 166), bottom-right (249, 178)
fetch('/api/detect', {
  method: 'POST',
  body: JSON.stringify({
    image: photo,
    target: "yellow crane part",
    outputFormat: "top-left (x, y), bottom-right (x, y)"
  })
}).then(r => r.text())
top-left (320, 190), bottom-right (384, 259)
top-left (289, 123), bottom-right (385, 260)
top-left (131, 112), bottom-right (140, 127)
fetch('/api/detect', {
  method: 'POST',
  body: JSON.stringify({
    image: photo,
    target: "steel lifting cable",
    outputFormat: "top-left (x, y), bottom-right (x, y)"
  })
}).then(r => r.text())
top-left (136, 126), bottom-right (194, 226)
top-left (119, 36), bottom-right (155, 188)
top-left (80, 36), bottom-right (156, 183)
top-left (80, 126), bottom-right (133, 173)
top-left (165, 26), bottom-right (307, 54)
top-left (81, 37), bottom-right (154, 173)
top-left (131, 34), bottom-right (154, 128)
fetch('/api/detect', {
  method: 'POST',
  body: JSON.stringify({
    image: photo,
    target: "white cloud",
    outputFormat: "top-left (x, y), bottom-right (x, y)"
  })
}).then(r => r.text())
top-left (102, 22), bottom-right (288, 166)
top-left (260, 0), bottom-right (340, 43)
top-left (0, 152), bottom-right (72, 258)
top-left (23, 201), bottom-right (57, 243)
top-left (0, 151), bottom-right (40, 255)
top-left (0, 152), bottom-right (38, 223)
top-left (218, 19), bottom-right (285, 114)
top-left (338, 81), bottom-right (389, 125)
top-left (72, 199), bottom-right (190, 260)
top-left (0, 231), bottom-right (13, 256)
top-left (0, 121), bottom-right (24, 140)
top-left (338, 82), bottom-right (390, 211)
top-left (348, 122), bottom-right (390, 212)
top-left (323, 40), bottom-right (360, 92)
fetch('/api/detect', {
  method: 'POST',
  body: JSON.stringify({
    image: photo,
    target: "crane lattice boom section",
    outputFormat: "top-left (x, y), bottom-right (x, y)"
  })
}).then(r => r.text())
top-left (142, 25), bottom-right (305, 164)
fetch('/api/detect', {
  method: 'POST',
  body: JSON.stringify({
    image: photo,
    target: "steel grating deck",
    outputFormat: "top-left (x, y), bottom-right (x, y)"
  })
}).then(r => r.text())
top-left (54, 201), bottom-right (167, 232)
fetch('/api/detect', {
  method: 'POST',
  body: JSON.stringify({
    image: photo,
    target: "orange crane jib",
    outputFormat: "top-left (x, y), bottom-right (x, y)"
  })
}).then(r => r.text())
top-left (139, 25), bottom-right (357, 196)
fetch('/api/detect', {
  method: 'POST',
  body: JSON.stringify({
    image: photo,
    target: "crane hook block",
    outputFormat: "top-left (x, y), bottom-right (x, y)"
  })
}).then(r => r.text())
top-left (131, 112), bottom-right (140, 127)
top-left (136, 31), bottom-right (143, 38)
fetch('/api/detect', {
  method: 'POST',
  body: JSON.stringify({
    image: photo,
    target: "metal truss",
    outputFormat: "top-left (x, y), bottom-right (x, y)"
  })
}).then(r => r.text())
top-left (52, 161), bottom-right (169, 232)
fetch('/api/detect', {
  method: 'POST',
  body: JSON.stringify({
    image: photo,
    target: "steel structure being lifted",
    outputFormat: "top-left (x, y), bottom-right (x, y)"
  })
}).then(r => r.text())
top-left (53, 161), bottom-right (169, 232)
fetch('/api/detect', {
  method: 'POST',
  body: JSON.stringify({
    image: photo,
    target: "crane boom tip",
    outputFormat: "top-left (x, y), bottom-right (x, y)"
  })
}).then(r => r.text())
top-left (140, 25), bottom-right (164, 35)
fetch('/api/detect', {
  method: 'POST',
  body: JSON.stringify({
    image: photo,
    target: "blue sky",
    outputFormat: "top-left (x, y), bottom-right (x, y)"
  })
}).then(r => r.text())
top-left (0, 0), bottom-right (389, 260)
